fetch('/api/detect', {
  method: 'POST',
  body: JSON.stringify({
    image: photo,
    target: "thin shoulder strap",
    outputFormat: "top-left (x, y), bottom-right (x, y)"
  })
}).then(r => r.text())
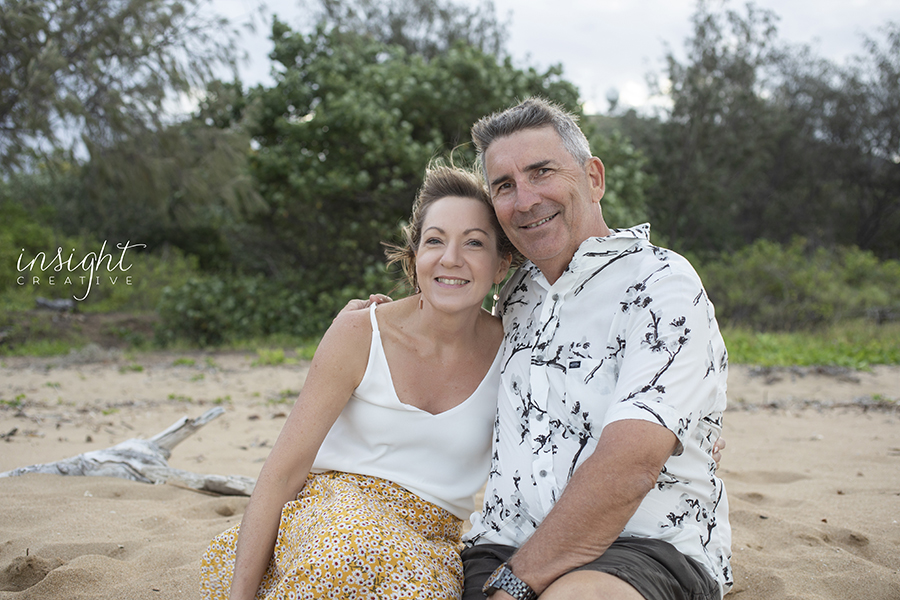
top-left (368, 302), bottom-right (379, 333)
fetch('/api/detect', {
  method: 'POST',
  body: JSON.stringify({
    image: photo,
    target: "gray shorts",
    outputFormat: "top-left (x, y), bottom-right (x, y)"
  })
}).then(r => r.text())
top-left (460, 537), bottom-right (719, 600)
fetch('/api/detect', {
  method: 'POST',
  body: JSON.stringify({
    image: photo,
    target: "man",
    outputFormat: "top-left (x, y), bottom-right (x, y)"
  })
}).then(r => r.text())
top-left (460, 98), bottom-right (731, 600)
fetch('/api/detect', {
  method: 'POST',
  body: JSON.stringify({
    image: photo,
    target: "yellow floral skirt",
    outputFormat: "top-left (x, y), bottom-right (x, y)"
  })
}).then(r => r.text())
top-left (199, 471), bottom-right (464, 599)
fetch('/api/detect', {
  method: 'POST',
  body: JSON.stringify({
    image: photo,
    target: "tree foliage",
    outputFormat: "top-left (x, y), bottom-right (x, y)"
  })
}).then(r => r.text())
top-left (807, 25), bottom-right (900, 257)
top-left (76, 108), bottom-right (263, 268)
top-left (585, 119), bottom-right (653, 230)
top-left (629, 0), bottom-right (900, 259)
top-left (307, 0), bottom-right (507, 58)
top-left (642, 0), bottom-right (785, 253)
top-left (0, 0), bottom-right (238, 170)
top-left (237, 19), bottom-right (580, 291)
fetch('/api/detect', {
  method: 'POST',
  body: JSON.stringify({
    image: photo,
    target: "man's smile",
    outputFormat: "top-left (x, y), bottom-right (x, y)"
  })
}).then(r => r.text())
top-left (522, 213), bottom-right (558, 229)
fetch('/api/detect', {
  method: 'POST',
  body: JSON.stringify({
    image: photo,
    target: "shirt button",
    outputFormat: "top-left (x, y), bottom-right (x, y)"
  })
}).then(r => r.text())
top-left (552, 293), bottom-right (560, 302)
top-left (536, 413), bottom-right (544, 421)
top-left (539, 470), bottom-right (548, 478)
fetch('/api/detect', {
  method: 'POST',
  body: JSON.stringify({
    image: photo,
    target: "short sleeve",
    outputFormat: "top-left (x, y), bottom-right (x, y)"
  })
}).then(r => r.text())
top-left (602, 262), bottom-right (724, 455)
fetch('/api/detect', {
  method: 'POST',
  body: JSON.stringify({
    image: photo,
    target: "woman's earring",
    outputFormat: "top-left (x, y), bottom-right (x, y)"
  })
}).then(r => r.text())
top-left (415, 285), bottom-right (423, 310)
top-left (491, 283), bottom-right (500, 315)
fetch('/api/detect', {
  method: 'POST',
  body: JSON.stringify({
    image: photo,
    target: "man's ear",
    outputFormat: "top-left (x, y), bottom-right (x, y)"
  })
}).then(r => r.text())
top-left (495, 252), bottom-right (512, 284)
top-left (587, 157), bottom-right (605, 203)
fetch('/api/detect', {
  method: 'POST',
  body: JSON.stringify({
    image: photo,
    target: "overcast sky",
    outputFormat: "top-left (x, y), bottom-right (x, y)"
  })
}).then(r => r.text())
top-left (213, 0), bottom-right (899, 113)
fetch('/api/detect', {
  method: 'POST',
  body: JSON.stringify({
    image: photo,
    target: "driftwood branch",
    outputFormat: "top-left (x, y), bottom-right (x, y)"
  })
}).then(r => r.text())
top-left (0, 408), bottom-right (256, 496)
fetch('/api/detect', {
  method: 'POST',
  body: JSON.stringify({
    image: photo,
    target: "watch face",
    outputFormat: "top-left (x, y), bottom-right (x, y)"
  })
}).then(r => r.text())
top-left (482, 564), bottom-right (537, 600)
top-left (483, 564), bottom-right (512, 593)
top-left (484, 565), bottom-right (507, 591)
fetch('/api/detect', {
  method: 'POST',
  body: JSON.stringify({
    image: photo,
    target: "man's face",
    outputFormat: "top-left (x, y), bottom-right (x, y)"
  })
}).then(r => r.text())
top-left (483, 126), bottom-right (605, 282)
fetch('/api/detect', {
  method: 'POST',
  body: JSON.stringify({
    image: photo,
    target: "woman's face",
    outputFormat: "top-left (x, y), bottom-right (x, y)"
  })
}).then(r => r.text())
top-left (415, 195), bottom-right (511, 313)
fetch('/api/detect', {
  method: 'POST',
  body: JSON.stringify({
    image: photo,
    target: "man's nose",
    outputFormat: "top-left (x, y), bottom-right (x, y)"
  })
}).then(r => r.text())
top-left (514, 179), bottom-right (542, 212)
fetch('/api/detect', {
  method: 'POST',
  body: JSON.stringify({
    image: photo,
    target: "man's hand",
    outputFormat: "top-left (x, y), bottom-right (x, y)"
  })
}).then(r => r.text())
top-left (336, 294), bottom-right (393, 318)
top-left (503, 419), bottom-right (677, 595)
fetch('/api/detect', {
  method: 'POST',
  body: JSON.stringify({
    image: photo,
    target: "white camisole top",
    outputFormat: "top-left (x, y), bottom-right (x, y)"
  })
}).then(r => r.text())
top-left (311, 303), bottom-right (501, 519)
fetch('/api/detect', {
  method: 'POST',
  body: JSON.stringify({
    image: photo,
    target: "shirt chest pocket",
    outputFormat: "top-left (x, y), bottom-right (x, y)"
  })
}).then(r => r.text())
top-left (560, 349), bottom-right (612, 428)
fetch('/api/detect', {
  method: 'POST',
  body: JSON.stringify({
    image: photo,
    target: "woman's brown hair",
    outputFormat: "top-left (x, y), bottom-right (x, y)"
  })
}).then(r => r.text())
top-left (384, 163), bottom-right (518, 291)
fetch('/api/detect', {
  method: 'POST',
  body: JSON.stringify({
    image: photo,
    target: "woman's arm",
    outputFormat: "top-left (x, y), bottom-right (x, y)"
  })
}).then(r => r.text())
top-left (228, 310), bottom-right (371, 600)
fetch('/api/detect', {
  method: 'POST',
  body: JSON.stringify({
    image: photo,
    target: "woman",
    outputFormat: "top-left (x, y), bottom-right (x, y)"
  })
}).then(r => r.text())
top-left (200, 164), bottom-right (515, 600)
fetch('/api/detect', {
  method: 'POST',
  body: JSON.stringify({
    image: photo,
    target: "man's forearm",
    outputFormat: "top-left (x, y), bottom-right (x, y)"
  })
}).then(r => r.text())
top-left (506, 420), bottom-right (677, 594)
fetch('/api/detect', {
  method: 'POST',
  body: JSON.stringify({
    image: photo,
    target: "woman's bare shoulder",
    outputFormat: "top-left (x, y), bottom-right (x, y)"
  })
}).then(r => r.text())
top-left (329, 302), bottom-right (374, 333)
top-left (311, 306), bottom-right (374, 380)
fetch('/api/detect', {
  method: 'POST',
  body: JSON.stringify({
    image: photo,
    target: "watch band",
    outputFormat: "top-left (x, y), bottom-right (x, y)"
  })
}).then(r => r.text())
top-left (482, 562), bottom-right (538, 600)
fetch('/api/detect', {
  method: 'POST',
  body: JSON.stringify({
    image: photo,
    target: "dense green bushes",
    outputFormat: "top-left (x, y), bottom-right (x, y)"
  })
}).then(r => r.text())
top-left (152, 237), bottom-right (900, 346)
top-left (4, 1), bottom-right (898, 360)
top-left (2, 236), bottom-right (202, 315)
top-left (155, 264), bottom-right (400, 346)
top-left (698, 238), bottom-right (900, 330)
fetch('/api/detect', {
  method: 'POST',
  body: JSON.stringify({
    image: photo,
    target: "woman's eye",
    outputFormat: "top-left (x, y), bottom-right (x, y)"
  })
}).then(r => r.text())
top-left (467, 239), bottom-right (485, 247)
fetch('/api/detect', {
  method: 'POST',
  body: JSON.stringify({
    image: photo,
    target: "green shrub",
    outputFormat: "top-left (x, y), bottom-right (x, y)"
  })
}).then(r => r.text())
top-left (0, 201), bottom-right (56, 295)
top-left (699, 238), bottom-right (900, 330)
top-left (83, 247), bottom-right (201, 312)
top-left (155, 262), bottom-right (397, 346)
top-left (3, 237), bottom-right (202, 312)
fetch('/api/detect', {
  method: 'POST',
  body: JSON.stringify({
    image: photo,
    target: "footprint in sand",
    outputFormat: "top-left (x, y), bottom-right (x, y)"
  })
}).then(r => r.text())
top-left (724, 470), bottom-right (809, 485)
top-left (0, 555), bottom-right (64, 592)
top-left (175, 496), bottom-right (248, 520)
top-left (736, 491), bottom-right (766, 504)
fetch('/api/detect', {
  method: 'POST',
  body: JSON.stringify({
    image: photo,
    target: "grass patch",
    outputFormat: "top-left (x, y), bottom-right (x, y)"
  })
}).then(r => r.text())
top-left (723, 320), bottom-right (900, 368)
top-left (248, 341), bottom-right (320, 367)
top-left (295, 341), bottom-right (318, 361)
top-left (0, 311), bottom-right (158, 357)
top-left (251, 348), bottom-right (293, 367)
top-left (1, 338), bottom-right (86, 357)
top-left (1, 396), bottom-right (25, 408)
top-left (267, 389), bottom-right (300, 405)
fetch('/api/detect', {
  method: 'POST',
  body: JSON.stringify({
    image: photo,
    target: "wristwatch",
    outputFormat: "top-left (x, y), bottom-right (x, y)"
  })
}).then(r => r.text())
top-left (482, 562), bottom-right (538, 600)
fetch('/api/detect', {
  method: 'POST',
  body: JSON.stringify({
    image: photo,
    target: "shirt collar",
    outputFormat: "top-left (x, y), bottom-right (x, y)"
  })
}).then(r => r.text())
top-left (525, 223), bottom-right (652, 290)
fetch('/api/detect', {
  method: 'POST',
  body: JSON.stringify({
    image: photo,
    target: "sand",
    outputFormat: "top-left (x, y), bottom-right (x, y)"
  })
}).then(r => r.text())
top-left (1, 348), bottom-right (898, 599)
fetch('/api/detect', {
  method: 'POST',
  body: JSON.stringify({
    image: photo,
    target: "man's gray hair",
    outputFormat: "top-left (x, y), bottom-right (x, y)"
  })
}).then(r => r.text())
top-left (471, 97), bottom-right (592, 180)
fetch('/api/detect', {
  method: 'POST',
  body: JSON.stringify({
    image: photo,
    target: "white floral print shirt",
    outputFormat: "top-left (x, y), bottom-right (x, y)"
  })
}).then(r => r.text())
top-left (464, 224), bottom-right (732, 596)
